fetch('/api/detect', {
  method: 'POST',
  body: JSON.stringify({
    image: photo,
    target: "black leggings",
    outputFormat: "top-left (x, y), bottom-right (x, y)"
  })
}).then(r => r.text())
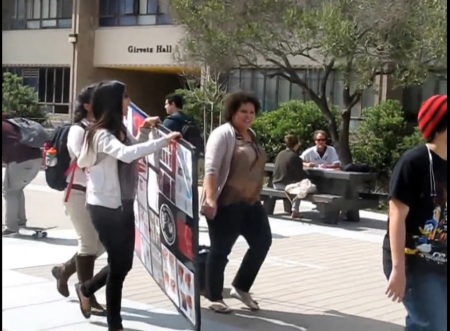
top-left (206, 201), bottom-right (272, 301)
top-left (82, 200), bottom-right (135, 331)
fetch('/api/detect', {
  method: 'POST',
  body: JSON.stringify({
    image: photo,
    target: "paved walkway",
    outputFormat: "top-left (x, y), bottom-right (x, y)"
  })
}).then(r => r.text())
top-left (2, 170), bottom-right (406, 331)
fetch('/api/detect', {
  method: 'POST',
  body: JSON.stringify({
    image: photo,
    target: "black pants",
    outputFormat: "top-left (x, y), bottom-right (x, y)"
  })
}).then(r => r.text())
top-left (206, 201), bottom-right (272, 301)
top-left (82, 200), bottom-right (135, 331)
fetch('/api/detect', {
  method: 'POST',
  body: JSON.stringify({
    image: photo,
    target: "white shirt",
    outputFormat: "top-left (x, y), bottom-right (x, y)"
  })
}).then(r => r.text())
top-left (300, 145), bottom-right (340, 166)
top-left (77, 127), bottom-right (169, 209)
top-left (66, 119), bottom-right (90, 187)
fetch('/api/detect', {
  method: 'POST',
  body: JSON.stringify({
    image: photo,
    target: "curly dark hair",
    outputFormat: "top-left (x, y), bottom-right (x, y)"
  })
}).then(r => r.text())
top-left (223, 91), bottom-right (261, 122)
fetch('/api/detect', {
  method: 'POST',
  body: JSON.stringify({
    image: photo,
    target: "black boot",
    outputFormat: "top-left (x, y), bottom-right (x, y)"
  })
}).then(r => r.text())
top-left (51, 253), bottom-right (77, 297)
top-left (75, 255), bottom-right (106, 317)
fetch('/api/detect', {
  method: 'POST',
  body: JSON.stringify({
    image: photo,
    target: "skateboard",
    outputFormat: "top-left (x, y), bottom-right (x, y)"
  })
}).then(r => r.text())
top-left (3, 225), bottom-right (57, 239)
top-left (20, 226), bottom-right (57, 239)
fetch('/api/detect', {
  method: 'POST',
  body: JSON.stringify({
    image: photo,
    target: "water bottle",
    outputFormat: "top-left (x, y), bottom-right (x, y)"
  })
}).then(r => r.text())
top-left (46, 148), bottom-right (58, 167)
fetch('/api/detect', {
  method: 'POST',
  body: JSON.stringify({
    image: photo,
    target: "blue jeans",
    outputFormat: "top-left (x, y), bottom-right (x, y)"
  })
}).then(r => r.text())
top-left (383, 252), bottom-right (447, 331)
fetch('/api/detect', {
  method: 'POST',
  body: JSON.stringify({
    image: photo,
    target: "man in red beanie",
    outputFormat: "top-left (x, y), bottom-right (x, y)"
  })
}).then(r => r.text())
top-left (383, 94), bottom-right (447, 331)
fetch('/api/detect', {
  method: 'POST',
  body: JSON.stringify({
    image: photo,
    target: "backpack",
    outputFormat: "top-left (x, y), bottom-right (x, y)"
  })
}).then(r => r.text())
top-left (7, 117), bottom-right (50, 149)
top-left (179, 119), bottom-right (204, 155)
top-left (45, 122), bottom-right (86, 191)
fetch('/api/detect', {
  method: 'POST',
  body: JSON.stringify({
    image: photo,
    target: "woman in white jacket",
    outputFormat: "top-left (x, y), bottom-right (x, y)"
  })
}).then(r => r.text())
top-left (51, 84), bottom-right (106, 315)
top-left (73, 81), bottom-right (180, 331)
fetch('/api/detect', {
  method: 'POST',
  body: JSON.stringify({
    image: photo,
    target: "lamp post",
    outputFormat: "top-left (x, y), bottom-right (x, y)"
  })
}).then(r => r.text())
top-left (68, 0), bottom-right (79, 123)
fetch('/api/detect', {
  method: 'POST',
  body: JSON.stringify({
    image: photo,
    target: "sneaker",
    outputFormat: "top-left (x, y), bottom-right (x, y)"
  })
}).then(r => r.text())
top-left (291, 211), bottom-right (301, 219)
top-left (2, 229), bottom-right (18, 236)
top-left (230, 287), bottom-right (259, 310)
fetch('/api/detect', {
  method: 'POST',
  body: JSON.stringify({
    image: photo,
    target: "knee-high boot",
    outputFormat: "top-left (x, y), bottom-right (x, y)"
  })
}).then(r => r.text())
top-left (51, 253), bottom-right (77, 297)
top-left (76, 255), bottom-right (106, 316)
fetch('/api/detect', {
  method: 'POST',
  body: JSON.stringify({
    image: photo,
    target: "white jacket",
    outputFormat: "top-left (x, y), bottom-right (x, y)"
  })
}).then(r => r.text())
top-left (77, 127), bottom-right (169, 209)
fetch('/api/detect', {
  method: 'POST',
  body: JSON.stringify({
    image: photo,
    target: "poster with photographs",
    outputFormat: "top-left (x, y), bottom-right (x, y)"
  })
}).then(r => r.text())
top-left (126, 104), bottom-right (201, 331)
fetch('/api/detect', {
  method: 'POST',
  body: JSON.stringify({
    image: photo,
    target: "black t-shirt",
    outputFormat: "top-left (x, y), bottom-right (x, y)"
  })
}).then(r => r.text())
top-left (383, 145), bottom-right (447, 274)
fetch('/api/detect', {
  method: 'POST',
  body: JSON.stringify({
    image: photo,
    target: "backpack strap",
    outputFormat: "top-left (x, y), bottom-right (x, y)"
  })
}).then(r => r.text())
top-left (63, 161), bottom-right (78, 203)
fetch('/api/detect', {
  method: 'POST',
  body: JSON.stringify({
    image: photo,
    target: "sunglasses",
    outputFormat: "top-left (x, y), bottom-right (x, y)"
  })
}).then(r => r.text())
top-left (316, 138), bottom-right (326, 142)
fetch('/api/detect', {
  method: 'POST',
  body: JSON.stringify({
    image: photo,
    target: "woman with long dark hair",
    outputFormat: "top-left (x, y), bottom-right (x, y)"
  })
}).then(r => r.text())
top-left (51, 84), bottom-right (106, 315)
top-left (74, 80), bottom-right (180, 331)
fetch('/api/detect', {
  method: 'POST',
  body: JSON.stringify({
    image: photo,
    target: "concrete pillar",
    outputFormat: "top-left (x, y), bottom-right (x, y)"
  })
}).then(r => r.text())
top-left (2, 0), bottom-right (14, 31)
top-left (69, 0), bottom-right (99, 118)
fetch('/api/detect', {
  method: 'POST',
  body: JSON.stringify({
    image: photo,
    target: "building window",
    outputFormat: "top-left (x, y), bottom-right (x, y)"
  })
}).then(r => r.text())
top-left (227, 68), bottom-right (379, 114)
top-left (6, 0), bottom-right (72, 30)
top-left (99, 0), bottom-right (172, 26)
top-left (402, 75), bottom-right (447, 115)
top-left (2, 66), bottom-right (71, 114)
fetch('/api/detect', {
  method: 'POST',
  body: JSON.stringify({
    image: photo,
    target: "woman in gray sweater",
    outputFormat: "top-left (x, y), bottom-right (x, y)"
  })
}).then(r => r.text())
top-left (201, 92), bottom-right (272, 314)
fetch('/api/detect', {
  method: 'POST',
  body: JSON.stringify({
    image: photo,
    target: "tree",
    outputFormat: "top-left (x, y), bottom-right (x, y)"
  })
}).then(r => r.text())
top-left (2, 72), bottom-right (47, 123)
top-left (175, 70), bottom-right (227, 140)
top-left (170, 0), bottom-right (447, 165)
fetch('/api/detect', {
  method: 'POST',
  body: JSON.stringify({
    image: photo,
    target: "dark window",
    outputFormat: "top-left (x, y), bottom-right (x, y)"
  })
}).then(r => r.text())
top-left (6, 0), bottom-right (73, 30)
top-left (3, 66), bottom-right (71, 114)
top-left (98, 0), bottom-right (172, 26)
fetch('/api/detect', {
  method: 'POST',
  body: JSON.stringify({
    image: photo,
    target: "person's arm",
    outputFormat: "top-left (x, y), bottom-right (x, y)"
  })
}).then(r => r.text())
top-left (388, 157), bottom-right (416, 266)
top-left (389, 199), bottom-right (409, 271)
top-left (133, 127), bottom-right (152, 143)
top-left (300, 149), bottom-right (315, 168)
top-left (323, 147), bottom-right (341, 169)
top-left (203, 129), bottom-right (228, 203)
top-left (96, 130), bottom-right (172, 164)
top-left (67, 125), bottom-right (86, 158)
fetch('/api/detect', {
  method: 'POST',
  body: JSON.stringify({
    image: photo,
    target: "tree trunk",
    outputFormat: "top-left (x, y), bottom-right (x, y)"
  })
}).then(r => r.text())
top-left (337, 110), bottom-right (352, 166)
top-left (316, 102), bottom-right (340, 147)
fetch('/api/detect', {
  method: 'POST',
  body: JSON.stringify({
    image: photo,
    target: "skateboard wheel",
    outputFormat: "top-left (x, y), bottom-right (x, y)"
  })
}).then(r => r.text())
top-left (42, 232), bottom-right (48, 238)
top-left (32, 233), bottom-right (38, 239)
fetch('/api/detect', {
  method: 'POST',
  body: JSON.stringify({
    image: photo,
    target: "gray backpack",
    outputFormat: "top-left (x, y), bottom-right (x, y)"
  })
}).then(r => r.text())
top-left (7, 117), bottom-right (50, 149)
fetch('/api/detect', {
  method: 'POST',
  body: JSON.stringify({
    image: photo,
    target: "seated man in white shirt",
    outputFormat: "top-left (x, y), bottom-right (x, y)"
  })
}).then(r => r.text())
top-left (301, 130), bottom-right (341, 169)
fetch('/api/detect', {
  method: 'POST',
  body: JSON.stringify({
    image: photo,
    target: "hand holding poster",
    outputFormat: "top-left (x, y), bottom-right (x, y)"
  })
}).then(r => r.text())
top-left (126, 104), bottom-right (201, 330)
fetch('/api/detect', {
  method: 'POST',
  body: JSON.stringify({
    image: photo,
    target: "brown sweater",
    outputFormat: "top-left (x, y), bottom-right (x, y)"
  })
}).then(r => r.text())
top-left (2, 118), bottom-right (42, 164)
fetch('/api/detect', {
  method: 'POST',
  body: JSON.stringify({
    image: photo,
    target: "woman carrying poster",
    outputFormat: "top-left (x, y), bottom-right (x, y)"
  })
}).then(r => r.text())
top-left (73, 80), bottom-right (181, 331)
top-left (201, 91), bottom-right (272, 314)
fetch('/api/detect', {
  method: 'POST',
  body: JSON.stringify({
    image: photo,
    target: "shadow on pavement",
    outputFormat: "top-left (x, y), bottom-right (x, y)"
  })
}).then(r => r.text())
top-left (270, 210), bottom-right (387, 232)
top-left (102, 303), bottom-right (404, 331)
top-left (203, 307), bottom-right (404, 331)
top-left (10, 233), bottom-right (77, 246)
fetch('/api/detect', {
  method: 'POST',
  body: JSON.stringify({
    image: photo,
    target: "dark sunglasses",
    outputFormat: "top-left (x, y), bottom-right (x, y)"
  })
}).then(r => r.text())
top-left (316, 138), bottom-right (326, 142)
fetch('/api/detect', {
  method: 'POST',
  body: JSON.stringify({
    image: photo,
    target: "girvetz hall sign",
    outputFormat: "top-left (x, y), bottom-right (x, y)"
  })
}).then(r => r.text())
top-left (128, 45), bottom-right (173, 54)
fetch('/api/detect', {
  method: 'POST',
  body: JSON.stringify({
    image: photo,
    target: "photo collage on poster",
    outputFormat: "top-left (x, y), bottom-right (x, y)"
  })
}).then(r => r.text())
top-left (127, 105), bottom-right (200, 330)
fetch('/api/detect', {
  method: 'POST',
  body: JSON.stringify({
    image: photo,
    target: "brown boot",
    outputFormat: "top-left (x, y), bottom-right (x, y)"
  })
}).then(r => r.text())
top-left (76, 255), bottom-right (106, 317)
top-left (51, 253), bottom-right (77, 297)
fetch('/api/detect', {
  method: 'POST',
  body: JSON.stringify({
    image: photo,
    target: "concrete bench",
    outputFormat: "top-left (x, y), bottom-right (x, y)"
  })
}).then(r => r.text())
top-left (260, 187), bottom-right (292, 214)
top-left (261, 188), bottom-right (348, 224)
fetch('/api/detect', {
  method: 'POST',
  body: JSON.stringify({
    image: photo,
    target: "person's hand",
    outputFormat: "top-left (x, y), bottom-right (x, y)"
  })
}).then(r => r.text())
top-left (307, 162), bottom-right (315, 168)
top-left (385, 267), bottom-right (406, 303)
top-left (201, 198), bottom-right (217, 220)
top-left (166, 132), bottom-right (182, 142)
top-left (141, 116), bottom-right (161, 129)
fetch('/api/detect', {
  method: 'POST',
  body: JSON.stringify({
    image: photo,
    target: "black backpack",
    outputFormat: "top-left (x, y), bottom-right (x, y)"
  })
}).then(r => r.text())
top-left (174, 118), bottom-right (204, 155)
top-left (45, 122), bottom-right (86, 191)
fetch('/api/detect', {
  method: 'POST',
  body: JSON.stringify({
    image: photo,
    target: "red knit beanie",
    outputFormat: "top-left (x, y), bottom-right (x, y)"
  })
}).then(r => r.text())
top-left (418, 95), bottom-right (447, 140)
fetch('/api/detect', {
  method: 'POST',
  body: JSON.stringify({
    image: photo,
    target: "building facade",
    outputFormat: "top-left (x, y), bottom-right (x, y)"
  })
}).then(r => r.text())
top-left (2, 0), bottom-right (447, 123)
